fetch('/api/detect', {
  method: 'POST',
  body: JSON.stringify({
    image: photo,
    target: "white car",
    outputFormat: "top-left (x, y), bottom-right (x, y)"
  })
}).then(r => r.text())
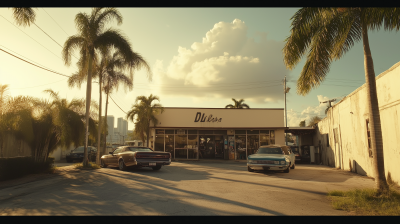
top-left (247, 145), bottom-right (295, 173)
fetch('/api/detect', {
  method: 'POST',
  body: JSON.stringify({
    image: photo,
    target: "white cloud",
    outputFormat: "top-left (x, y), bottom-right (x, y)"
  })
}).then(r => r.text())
top-left (154, 19), bottom-right (290, 103)
top-left (286, 95), bottom-right (339, 127)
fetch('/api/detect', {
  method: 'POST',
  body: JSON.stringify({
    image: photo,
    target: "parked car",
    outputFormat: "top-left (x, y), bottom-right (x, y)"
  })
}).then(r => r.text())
top-left (100, 146), bottom-right (171, 171)
top-left (66, 146), bottom-right (97, 163)
top-left (247, 145), bottom-right (295, 173)
top-left (289, 146), bottom-right (302, 163)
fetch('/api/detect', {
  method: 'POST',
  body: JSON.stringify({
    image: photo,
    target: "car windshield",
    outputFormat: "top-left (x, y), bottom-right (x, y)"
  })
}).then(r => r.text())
top-left (127, 147), bottom-right (153, 152)
top-left (73, 147), bottom-right (84, 153)
top-left (257, 147), bottom-right (283, 154)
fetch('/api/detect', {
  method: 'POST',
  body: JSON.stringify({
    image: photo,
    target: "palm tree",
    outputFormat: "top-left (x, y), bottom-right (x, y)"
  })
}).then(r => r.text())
top-left (62, 8), bottom-right (145, 167)
top-left (225, 98), bottom-right (250, 109)
top-left (282, 7), bottom-right (396, 192)
top-left (307, 115), bottom-right (322, 127)
top-left (126, 94), bottom-right (164, 147)
top-left (10, 8), bottom-right (36, 27)
top-left (0, 85), bottom-right (35, 158)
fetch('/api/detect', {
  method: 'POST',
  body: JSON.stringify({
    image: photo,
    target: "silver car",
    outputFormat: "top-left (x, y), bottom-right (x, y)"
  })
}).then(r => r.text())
top-left (247, 145), bottom-right (295, 173)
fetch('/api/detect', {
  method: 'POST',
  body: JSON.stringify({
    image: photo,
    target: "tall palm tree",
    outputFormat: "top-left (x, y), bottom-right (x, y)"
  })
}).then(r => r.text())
top-left (68, 48), bottom-right (149, 164)
top-left (126, 94), bottom-right (164, 147)
top-left (10, 8), bottom-right (36, 27)
top-left (225, 98), bottom-right (250, 109)
top-left (282, 7), bottom-right (396, 192)
top-left (62, 8), bottom-right (144, 167)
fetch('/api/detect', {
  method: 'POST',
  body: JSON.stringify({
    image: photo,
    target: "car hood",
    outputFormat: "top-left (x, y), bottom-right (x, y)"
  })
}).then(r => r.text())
top-left (248, 154), bottom-right (286, 160)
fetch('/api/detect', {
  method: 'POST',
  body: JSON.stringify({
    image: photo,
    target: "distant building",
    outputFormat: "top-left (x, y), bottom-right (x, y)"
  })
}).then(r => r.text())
top-left (106, 115), bottom-right (114, 144)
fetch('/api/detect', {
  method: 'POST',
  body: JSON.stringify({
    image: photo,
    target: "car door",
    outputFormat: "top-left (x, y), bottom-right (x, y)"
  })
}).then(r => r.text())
top-left (109, 147), bottom-right (122, 166)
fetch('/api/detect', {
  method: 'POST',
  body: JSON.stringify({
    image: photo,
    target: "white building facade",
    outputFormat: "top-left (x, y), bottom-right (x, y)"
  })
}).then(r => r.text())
top-left (149, 108), bottom-right (285, 160)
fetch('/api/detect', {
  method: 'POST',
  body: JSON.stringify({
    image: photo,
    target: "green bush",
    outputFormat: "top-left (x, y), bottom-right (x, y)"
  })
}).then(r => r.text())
top-left (0, 157), bottom-right (55, 181)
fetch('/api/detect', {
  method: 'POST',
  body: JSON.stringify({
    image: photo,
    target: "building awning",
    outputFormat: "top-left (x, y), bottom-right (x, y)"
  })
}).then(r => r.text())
top-left (285, 127), bottom-right (315, 135)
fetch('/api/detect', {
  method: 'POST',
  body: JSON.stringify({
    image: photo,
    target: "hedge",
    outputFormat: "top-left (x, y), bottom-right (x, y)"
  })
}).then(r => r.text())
top-left (0, 157), bottom-right (55, 181)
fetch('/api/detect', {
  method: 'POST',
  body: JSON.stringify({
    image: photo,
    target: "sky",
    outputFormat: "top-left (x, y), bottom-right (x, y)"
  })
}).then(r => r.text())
top-left (1, 8), bottom-right (400, 130)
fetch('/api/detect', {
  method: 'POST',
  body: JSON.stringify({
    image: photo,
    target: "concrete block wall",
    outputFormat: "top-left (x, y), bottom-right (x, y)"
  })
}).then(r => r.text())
top-left (313, 61), bottom-right (400, 185)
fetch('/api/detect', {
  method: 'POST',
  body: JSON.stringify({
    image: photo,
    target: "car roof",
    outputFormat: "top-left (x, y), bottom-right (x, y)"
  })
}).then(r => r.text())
top-left (259, 145), bottom-right (288, 148)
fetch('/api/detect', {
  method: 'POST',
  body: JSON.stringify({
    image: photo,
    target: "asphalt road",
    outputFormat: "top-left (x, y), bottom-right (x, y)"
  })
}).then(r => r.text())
top-left (0, 161), bottom-right (375, 215)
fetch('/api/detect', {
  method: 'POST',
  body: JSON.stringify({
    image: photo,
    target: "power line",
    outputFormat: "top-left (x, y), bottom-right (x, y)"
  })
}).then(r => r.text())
top-left (0, 44), bottom-right (56, 72)
top-left (0, 15), bottom-right (66, 63)
top-left (0, 47), bottom-right (71, 78)
top-left (9, 78), bottom-right (68, 90)
top-left (33, 22), bottom-right (63, 48)
top-left (41, 8), bottom-right (70, 37)
top-left (109, 95), bottom-right (127, 114)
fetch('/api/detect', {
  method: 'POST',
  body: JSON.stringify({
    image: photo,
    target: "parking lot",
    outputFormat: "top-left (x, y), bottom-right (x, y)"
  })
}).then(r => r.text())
top-left (0, 161), bottom-right (375, 215)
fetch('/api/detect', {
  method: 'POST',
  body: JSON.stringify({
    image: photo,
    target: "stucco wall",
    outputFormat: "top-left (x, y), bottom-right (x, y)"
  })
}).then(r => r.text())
top-left (314, 61), bottom-right (400, 184)
top-left (0, 134), bottom-right (31, 158)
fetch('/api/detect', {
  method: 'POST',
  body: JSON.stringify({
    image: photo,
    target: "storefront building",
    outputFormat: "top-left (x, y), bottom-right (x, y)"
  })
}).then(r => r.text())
top-left (150, 108), bottom-right (285, 160)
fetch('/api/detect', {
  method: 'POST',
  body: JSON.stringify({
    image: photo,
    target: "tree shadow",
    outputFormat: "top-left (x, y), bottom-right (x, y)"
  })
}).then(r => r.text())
top-left (0, 166), bottom-right (287, 215)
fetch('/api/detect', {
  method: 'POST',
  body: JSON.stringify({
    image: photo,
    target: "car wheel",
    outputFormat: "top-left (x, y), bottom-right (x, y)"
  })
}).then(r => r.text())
top-left (248, 166), bottom-right (254, 172)
top-left (101, 159), bottom-right (107, 168)
top-left (291, 163), bottom-right (295, 169)
top-left (152, 165), bottom-right (162, 171)
top-left (119, 159), bottom-right (127, 171)
top-left (284, 164), bottom-right (290, 173)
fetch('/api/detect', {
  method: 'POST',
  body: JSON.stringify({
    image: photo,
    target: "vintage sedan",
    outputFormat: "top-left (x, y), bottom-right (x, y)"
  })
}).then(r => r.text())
top-left (247, 145), bottom-right (295, 173)
top-left (100, 146), bottom-right (171, 171)
top-left (66, 146), bottom-right (97, 163)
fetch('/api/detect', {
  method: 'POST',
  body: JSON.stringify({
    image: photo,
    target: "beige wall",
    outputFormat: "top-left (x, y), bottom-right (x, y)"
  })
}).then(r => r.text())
top-left (314, 61), bottom-right (400, 184)
top-left (0, 134), bottom-right (32, 158)
top-left (150, 108), bottom-right (284, 128)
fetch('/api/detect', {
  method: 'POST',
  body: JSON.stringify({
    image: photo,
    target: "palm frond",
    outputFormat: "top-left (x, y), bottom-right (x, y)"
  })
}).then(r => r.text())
top-left (62, 35), bottom-right (85, 66)
top-left (11, 7), bottom-right (36, 27)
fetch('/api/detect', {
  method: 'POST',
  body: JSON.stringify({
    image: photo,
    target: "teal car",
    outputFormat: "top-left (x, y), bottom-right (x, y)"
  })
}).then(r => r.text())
top-left (247, 145), bottom-right (295, 173)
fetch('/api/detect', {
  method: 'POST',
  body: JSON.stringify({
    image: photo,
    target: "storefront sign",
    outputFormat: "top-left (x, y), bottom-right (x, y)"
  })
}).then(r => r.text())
top-left (194, 112), bottom-right (222, 123)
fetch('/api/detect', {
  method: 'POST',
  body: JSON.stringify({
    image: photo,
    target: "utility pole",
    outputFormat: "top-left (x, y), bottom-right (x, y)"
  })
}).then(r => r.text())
top-left (320, 99), bottom-right (337, 109)
top-left (284, 76), bottom-right (289, 145)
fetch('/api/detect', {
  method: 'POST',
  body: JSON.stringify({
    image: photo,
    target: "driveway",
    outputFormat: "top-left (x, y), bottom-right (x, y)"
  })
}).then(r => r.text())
top-left (0, 161), bottom-right (375, 215)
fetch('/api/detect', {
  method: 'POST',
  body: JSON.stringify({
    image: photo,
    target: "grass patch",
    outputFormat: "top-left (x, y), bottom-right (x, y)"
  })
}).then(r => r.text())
top-left (327, 187), bottom-right (400, 215)
top-left (73, 162), bottom-right (101, 170)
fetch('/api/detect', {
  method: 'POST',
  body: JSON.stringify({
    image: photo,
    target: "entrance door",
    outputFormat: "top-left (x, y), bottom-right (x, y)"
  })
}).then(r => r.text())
top-left (215, 135), bottom-right (224, 159)
top-left (199, 135), bottom-right (215, 159)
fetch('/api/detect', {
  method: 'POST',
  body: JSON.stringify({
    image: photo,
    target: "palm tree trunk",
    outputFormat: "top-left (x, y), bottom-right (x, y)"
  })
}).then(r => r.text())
top-left (96, 75), bottom-right (102, 165)
top-left (147, 120), bottom-right (150, 147)
top-left (83, 54), bottom-right (93, 167)
top-left (361, 21), bottom-right (388, 192)
top-left (103, 90), bottom-right (109, 154)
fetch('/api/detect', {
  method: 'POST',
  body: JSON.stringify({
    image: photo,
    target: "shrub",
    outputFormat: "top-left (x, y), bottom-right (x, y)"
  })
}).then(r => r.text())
top-left (0, 156), bottom-right (55, 181)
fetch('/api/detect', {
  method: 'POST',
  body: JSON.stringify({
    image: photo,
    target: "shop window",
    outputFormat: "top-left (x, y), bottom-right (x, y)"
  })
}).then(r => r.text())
top-left (235, 135), bottom-right (246, 159)
top-left (188, 135), bottom-right (197, 159)
top-left (214, 130), bottom-right (227, 135)
top-left (188, 130), bottom-right (197, 134)
top-left (175, 135), bottom-right (187, 159)
top-left (155, 135), bottom-right (164, 152)
top-left (165, 129), bottom-right (174, 134)
top-left (175, 129), bottom-right (187, 134)
top-left (156, 129), bottom-right (165, 134)
top-left (247, 135), bottom-right (259, 157)
top-left (260, 130), bottom-right (270, 134)
top-left (260, 135), bottom-right (270, 146)
top-left (270, 130), bottom-right (275, 144)
top-left (247, 130), bottom-right (259, 134)
top-left (235, 130), bottom-right (246, 134)
top-left (165, 135), bottom-right (174, 158)
top-left (199, 130), bottom-right (213, 134)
